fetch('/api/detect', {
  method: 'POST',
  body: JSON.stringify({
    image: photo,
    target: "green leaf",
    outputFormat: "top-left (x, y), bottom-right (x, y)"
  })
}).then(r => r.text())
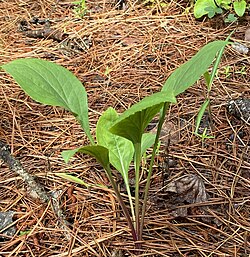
top-left (233, 0), bottom-right (246, 17)
top-left (196, 127), bottom-right (214, 139)
top-left (205, 6), bottom-right (216, 18)
top-left (110, 91), bottom-right (176, 144)
top-left (208, 32), bottom-right (233, 91)
top-left (218, 0), bottom-right (231, 9)
top-left (96, 107), bottom-right (135, 222)
top-left (96, 107), bottom-right (134, 179)
top-left (1, 58), bottom-right (93, 143)
top-left (203, 71), bottom-right (211, 87)
top-left (195, 99), bottom-right (210, 135)
top-left (162, 41), bottom-right (228, 96)
top-left (55, 173), bottom-right (89, 187)
top-left (19, 230), bottom-right (31, 236)
top-left (224, 13), bottom-right (238, 23)
top-left (215, 7), bottom-right (223, 14)
top-left (62, 145), bottom-right (110, 170)
top-left (194, 0), bottom-right (217, 18)
top-left (62, 148), bottom-right (80, 163)
top-left (141, 133), bottom-right (156, 155)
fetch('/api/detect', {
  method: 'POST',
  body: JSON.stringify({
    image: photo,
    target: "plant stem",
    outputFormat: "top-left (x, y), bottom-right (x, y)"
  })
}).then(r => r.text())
top-left (139, 103), bottom-right (169, 240)
top-left (134, 142), bottom-right (142, 238)
top-left (105, 165), bottom-right (138, 241)
top-left (89, 136), bottom-right (95, 145)
top-left (125, 181), bottom-right (136, 228)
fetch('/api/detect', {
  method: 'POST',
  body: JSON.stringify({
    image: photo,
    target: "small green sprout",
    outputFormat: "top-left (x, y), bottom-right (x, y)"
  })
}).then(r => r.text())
top-left (235, 66), bottom-right (246, 76)
top-left (194, 0), bottom-right (247, 19)
top-left (224, 13), bottom-right (237, 23)
top-left (224, 65), bottom-right (231, 78)
top-left (73, 0), bottom-right (87, 18)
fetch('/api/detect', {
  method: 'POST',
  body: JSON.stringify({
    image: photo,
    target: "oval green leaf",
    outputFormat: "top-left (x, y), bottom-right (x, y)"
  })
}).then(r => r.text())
top-left (233, 0), bottom-right (246, 17)
top-left (194, 0), bottom-right (216, 18)
top-left (1, 58), bottom-right (93, 143)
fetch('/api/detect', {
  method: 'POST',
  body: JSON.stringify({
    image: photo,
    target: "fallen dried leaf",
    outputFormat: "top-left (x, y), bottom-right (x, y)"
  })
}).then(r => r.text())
top-left (165, 174), bottom-right (208, 204)
top-left (155, 174), bottom-right (209, 218)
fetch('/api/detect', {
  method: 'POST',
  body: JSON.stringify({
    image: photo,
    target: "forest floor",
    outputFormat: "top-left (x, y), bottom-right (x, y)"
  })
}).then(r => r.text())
top-left (0, 0), bottom-right (249, 256)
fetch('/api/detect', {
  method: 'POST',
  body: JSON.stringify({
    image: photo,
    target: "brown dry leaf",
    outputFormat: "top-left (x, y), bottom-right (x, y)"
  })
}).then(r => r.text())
top-left (165, 174), bottom-right (207, 204)
top-left (161, 174), bottom-right (207, 217)
top-left (151, 121), bottom-right (179, 145)
top-left (153, 174), bottom-right (208, 218)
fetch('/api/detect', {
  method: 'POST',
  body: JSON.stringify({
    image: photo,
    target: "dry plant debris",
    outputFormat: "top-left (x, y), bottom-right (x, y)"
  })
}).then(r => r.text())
top-left (227, 98), bottom-right (250, 123)
top-left (0, 0), bottom-right (249, 256)
top-left (0, 140), bottom-right (72, 241)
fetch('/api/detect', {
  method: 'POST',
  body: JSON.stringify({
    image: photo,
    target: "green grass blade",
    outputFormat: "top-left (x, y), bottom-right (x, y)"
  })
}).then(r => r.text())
top-left (55, 173), bottom-right (89, 188)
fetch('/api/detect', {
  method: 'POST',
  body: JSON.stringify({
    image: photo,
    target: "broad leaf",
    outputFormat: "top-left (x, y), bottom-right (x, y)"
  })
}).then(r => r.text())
top-left (1, 58), bottom-right (93, 142)
top-left (163, 41), bottom-right (228, 96)
top-left (96, 108), bottom-right (135, 221)
top-left (233, 0), bottom-right (246, 17)
top-left (62, 145), bottom-right (110, 170)
top-left (141, 133), bottom-right (156, 155)
top-left (110, 91), bottom-right (176, 144)
top-left (96, 107), bottom-right (134, 179)
top-left (194, 0), bottom-right (217, 18)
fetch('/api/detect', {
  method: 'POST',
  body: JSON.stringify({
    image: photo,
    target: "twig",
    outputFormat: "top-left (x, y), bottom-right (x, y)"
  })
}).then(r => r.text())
top-left (0, 140), bottom-right (49, 203)
top-left (0, 140), bottom-right (72, 241)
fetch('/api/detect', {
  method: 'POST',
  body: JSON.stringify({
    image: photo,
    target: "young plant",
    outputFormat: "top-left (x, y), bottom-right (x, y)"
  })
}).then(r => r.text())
top-left (1, 40), bottom-right (228, 245)
top-left (195, 33), bottom-right (232, 138)
top-left (73, 0), bottom-right (87, 18)
top-left (194, 0), bottom-right (247, 20)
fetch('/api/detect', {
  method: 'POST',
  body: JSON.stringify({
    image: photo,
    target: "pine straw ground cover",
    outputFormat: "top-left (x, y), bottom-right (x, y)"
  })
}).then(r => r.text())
top-left (0, 0), bottom-right (249, 256)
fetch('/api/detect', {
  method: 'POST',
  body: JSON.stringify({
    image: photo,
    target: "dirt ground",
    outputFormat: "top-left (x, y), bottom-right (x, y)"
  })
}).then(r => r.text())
top-left (0, 0), bottom-right (249, 256)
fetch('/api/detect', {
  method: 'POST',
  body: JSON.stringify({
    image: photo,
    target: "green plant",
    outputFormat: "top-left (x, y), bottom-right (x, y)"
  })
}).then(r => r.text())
top-left (223, 65), bottom-right (232, 77)
top-left (194, 0), bottom-right (247, 19)
top-left (194, 33), bottom-right (232, 139)
top-left (222, 65), bottom-right (246, 78)
top-left (235, 65), bottom-right (246, 75)
top-left (224, 13), bottom-right (237, 22)
top-left (73, 0), bottom-right (87, 18)
top-left (1, 40), bottom-right (228, 245)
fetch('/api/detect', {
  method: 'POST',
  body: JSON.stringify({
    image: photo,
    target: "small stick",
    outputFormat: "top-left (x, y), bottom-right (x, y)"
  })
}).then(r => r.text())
top-left (0, 140), bottom-right (71, 240)
top-left (0, 140), bottom-right (49, 203)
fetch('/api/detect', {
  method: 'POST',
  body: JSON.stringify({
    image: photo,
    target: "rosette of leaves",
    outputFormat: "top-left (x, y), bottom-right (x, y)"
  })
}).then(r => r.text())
top-left (1, 40), bottom-right (228, 244)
